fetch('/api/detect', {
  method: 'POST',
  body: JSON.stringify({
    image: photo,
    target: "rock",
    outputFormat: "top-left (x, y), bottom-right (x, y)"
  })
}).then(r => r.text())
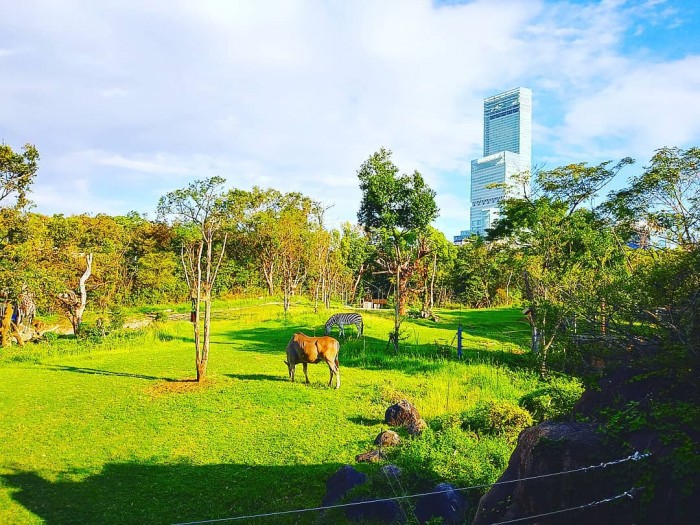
top-left (385, 399), bottom-right (422, 427)
top-left (471, 421), bottom-right (628, 525)
top-left (322, 465), bottom-right (367, 507)
top-left (355, 449), bottom-right (386, 463)
top-left (414, 482), bottom-right (468, 525)
top-left (375, 430), bottom-right (401, 447)
top-left (381, 464), bottom-right (402, 479)
top-left (345, 497), bottom-right (405, 524)
top-left (406, 418), bottom-right (427, 436)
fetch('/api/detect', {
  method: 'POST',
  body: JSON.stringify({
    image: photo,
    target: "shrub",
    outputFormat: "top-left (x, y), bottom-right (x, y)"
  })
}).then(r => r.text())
top-left (108, 306), bottom-right (127, 332)
top-left (462, 400), bottom-right (533, 438)
top-left (391, 427), bottom-right (511, 488)
top-left (519, 377), bottom-right (584, 423)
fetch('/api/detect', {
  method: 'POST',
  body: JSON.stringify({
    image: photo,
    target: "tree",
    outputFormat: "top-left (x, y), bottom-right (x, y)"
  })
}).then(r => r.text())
top-left (357, 148), bottom-right (439, 351)
top-left (57, 253), bottom-right (93, 335)
top-left (490, 158), bottom-right (633, 374)
top-left (338, 222), bottom-right (374, 305)
top-left (606, 146), bottom-right (699, 249)
top-left (414, 227), bottom-right (454, 314)
top-left (158, 177), bottom-right (230, 382)
top-left (0, 143), bottom-right (39, 209)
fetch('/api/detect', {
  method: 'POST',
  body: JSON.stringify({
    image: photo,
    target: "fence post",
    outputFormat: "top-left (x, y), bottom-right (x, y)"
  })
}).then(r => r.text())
top-left (457, 324), bottom-right (463, 359)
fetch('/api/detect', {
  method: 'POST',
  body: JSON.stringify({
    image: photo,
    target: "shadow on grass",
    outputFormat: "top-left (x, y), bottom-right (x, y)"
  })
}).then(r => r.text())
top-left (218, 318), bottom-right (533, 375)
top-left (348, 415), bottom-right (384, 427)
top-left (42, 365), bottom-right (180, 382)
top-left (226, 373), bottom-right (287, 382)
top-left (2, 461), bottom-right (352, 525)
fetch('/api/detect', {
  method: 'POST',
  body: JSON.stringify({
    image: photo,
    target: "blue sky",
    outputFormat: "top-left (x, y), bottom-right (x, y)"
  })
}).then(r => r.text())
top-left (1, 0), bottom-right (699, 237)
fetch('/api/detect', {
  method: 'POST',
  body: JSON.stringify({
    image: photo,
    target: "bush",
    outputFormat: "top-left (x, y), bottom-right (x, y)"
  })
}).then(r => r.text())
top-left (462, 400), bottom-right (533, 438)
top-left (77, 322), bottom-right (105, 344)
top-left (108, 306), bottom-right (127, 332)
top-left (391, 427), bottom-right (511, 488)
top-left (154, 311), bottom-right (169, 323)
top-left (519, 377), bottom-right (584, 423)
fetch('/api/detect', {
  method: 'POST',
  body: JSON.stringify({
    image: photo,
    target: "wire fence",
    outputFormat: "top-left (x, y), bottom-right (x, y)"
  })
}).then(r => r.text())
top-left (172, 452), bottom-right (650, 525)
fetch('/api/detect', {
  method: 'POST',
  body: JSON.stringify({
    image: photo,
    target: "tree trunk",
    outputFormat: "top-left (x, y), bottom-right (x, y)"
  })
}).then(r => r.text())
top-left (429, 252), bottom-right (437, 311)
top-left (350, 263), bottom-right (365, 305)
top-left (523, 270), bottom-right (541, 356)
top-left (193, 242), bottom-right (203, 381)
top-left (1, 303), bottom-right (13, 347)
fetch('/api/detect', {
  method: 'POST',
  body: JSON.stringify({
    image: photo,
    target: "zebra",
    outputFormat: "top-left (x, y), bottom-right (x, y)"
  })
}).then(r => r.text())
top-left (325, 313), bottom-right (363, 338)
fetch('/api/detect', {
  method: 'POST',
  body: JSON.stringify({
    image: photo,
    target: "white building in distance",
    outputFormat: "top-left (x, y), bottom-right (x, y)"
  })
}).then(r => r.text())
top-left (455, 87), bottom-right (532, 242)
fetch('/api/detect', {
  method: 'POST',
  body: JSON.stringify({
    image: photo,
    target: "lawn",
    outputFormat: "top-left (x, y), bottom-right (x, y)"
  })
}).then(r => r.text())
top-left (0, 299), bottom-right (552, 524)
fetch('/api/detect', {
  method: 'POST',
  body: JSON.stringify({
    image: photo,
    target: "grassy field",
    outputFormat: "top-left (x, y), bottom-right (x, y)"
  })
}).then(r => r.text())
top-left (0, 299), bottom-right (565, 524)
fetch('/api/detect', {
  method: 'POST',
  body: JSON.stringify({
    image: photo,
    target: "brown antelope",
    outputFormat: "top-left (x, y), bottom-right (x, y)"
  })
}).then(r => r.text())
top-left (284, 332), bottom-right (340, 389)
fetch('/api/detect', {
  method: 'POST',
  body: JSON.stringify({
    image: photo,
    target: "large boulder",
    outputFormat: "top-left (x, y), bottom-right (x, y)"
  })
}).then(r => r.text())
top-left (414, 482), bottom-right (468, 525)
top-left (472, 421), bottom-right (629, 525)
top-left (385, 399), bottom-right (422, 427)
top-left (322, 465), bottom-right (367, 507)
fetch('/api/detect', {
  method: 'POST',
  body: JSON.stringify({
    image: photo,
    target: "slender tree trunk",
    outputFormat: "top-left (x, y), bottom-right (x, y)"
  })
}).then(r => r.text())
top-left (193, 242), bottom-right (203, 381)
top-left (350, 263), bottom-right (365, 304)
top-left (523, 270), bottom-right (541, 356)
top-left (73, 253), bottom-right (93, 334)
top-left (429, 252), bottom-right (437, 311)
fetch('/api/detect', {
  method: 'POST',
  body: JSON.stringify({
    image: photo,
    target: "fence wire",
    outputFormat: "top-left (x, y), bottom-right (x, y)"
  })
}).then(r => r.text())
top-left (172, 452), bottom-right (650, 525)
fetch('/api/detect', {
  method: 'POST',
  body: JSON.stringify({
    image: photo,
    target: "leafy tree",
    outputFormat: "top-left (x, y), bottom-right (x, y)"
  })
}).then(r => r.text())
top-left (414, 227), bottom-right (454, 313)
top-left (357, 148), bottom-right (439, 351)
top-left (158, 177), bottom-right (230, 382)
top-left (338, 222), bottom-right (375, 305)
top-left (606, 146), bottom-right (699, 249)
top-left (489, 158), bottom-right (633, 374)
top-left (0, 143), bottom-right (39, 209)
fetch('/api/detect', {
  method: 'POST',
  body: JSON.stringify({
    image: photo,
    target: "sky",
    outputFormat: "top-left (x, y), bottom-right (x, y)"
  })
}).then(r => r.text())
top-left (2, 0), bottom-right (700, 238)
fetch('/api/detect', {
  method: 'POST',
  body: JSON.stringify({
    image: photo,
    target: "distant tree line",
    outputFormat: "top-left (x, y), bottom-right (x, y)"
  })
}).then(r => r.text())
top-left (1, 143), bottom-right (698, 377)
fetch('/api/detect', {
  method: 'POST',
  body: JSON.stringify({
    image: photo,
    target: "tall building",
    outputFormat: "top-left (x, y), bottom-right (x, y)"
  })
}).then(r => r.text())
top-left (455, 87), bottom-right (532, 242)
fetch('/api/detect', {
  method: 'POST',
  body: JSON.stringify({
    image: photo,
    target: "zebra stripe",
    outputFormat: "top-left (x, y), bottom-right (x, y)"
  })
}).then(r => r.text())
top-left (325, 313), bottom-right (363, 338)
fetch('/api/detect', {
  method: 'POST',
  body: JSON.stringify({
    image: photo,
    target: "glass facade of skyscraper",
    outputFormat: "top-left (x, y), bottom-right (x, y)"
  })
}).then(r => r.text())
top-left (457, 87), bottom-right (531, 240)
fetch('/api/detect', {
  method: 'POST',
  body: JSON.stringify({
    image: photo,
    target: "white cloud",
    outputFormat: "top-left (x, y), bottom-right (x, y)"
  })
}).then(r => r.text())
top-left (0, 0), bottom-right (698, 237)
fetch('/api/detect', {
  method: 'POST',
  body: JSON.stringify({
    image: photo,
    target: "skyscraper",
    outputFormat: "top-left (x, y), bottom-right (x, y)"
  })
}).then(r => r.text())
top-left (456, 87), bottom-right (531, 241)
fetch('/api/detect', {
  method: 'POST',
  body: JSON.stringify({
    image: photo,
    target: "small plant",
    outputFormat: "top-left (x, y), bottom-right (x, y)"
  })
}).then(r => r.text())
top-left (154, 311), bottom-right (169, 323)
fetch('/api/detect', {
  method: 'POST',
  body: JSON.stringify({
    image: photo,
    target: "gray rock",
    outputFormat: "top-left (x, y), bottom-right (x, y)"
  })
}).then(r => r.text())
top-left (375, 430), bottom-right (401, 447)
top-left (414, 482), bottom-right (468, 525)
top-left (355, 449), bottom-right (386, 463)
top-left (322, 465), bottom-right (367, 507)
top-left (385, 399), bottom-right (422, 427)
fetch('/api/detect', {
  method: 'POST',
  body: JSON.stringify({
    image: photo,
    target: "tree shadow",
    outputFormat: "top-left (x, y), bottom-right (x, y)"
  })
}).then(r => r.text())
top-left (207, 307), bottom-right (536, 375)
top-left (42, 365), bottom-right (179, 382)
top-left (2, 461), bottom-right (354, 525)
top-left (225, 373), bottom-right (287, 382)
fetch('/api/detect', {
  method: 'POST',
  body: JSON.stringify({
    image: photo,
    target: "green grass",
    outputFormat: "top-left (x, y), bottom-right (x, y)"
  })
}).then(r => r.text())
top-left (0, 299), bottom-right (570, 524)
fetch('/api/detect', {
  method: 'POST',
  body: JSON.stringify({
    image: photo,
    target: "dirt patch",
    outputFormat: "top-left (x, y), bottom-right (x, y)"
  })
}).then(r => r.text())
top-left (147, 378), bottom-right (216, 397)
